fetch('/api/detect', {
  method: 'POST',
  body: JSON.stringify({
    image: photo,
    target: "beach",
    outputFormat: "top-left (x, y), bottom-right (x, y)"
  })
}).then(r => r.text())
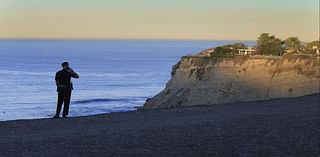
top-left (0, 94), bottom-right (319, 157)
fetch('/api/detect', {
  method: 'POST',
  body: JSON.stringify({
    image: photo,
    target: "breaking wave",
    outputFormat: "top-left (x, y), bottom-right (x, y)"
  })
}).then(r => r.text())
top-left (72, 97), bottom-right (148, 104)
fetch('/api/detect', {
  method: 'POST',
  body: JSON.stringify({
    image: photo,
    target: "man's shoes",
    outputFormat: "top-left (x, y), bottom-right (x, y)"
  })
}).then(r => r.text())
top-left (62, 115), bottom-right (68, 118)
top-left (53, 115), bottom-right (60, 119)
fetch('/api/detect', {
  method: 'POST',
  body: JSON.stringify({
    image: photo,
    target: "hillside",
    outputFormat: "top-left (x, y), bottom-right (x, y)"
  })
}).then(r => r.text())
top-left (144, 53), bottom-right (319, 109)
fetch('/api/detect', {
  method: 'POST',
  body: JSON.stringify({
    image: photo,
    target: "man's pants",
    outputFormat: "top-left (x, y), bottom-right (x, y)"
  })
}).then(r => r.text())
top-left (56, 89), bottom-right (72, 116)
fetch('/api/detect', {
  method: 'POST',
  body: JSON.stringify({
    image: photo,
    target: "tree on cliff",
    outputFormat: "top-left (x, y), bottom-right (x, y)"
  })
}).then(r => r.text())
top-left (285, 37), bottom-right (302, 53)
top-left (231, 43), bottom-right (248, 52)
top-left (256, 33), bottom-right (283, 56)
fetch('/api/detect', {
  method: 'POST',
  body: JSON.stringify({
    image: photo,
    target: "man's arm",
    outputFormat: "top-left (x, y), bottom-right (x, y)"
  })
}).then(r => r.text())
top-left (55, 72), bottom-right (60, 87)
top-left (56, 80), bottom-right (60, 87)
top-left (67, 68), bottom-right (80, 78)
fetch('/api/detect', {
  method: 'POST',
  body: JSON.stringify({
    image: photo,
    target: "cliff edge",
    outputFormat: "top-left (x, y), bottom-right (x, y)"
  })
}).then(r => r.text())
top-left (144, 53), bottom-right (320, 109)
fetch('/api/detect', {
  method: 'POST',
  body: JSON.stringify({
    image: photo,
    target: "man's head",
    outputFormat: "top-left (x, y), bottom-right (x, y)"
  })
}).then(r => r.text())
top-left (61, 62), bottom-right (69, 70)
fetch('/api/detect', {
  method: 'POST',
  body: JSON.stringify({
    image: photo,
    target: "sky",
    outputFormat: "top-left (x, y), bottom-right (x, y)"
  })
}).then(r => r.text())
top-left (0, 0), bottom-right (319, 41)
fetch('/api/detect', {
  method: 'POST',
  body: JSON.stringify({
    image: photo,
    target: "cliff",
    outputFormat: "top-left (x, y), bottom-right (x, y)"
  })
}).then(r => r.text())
top-left (144, 53), bottom-right (320, 109)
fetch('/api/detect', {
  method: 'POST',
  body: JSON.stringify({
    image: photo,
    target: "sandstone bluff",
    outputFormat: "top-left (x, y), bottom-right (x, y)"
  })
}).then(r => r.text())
top-left (144, 52), bottom-right (320, 109)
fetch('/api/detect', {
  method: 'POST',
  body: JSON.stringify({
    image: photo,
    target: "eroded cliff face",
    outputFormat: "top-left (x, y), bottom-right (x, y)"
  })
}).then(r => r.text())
top-left (144, 54), bottom-right (320, 109)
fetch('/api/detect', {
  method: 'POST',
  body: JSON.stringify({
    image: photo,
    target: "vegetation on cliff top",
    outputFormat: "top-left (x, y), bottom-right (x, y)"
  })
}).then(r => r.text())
top-left (214, 43), bottom-right (247, 57)
top-left (196, 33), bottom-right (319, 58)
top-left (256, 33), bottom-right (283, 55)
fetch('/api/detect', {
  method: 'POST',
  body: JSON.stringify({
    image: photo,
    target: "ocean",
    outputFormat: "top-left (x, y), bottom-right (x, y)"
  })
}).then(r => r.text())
top-left (0, 39), bottom-right (254, 121)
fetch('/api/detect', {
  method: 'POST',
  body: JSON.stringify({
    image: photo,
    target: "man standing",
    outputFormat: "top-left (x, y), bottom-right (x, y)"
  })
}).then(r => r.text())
top-left (54, 62), bottom-right (79, 118)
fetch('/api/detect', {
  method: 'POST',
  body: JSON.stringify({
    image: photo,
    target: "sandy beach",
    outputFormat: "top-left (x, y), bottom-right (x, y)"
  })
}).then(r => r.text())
top-left (0, 94), bottom-right (319, 157)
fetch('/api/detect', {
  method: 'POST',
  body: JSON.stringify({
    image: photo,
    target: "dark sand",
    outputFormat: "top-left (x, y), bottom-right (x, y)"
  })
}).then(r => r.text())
top-left (0, 95), bottom-right (319, 157)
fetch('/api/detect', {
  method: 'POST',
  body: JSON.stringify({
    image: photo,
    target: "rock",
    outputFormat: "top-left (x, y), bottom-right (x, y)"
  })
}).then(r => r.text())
top-left (144, 54), bottom-right (320, 109)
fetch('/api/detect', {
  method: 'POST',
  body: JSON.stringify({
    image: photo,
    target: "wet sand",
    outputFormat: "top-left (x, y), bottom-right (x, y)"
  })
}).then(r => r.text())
top-left (0, 94), bottom-right (319, 157)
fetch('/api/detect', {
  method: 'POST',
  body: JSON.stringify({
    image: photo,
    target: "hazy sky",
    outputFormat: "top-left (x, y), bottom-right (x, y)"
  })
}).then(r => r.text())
top-left (0, 0), bottom-right (318, 41)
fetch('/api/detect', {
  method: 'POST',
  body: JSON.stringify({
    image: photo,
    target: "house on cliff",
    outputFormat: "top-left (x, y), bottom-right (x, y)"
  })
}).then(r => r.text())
top-left (237, 47), bottom-right (256, 55)
top-left (312, 46), bottom-right (320, 55)
top-left (198, 48), bottom-right (215, 57)
top-left (199, 47), bottom-right (257, 57)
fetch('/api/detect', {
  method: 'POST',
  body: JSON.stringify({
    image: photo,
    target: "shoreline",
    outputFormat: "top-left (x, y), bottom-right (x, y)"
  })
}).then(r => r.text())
top-left (2, 94), bottom-right (317, 123)
top-left (0, 94), bottom-right (319, 156)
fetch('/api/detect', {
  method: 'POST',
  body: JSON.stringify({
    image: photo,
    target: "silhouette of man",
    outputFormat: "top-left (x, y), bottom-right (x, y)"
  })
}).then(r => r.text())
top-left (54, 62), bottom-right (79, 118)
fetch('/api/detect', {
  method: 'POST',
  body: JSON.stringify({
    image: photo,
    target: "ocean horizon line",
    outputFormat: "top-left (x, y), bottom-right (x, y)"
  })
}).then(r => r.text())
top-left (0, 37), bottom-right (256, 42)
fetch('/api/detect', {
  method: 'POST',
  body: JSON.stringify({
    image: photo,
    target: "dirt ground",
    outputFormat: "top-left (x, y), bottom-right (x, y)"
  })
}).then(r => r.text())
top-left (0, 94), bottom-right (319, 157)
